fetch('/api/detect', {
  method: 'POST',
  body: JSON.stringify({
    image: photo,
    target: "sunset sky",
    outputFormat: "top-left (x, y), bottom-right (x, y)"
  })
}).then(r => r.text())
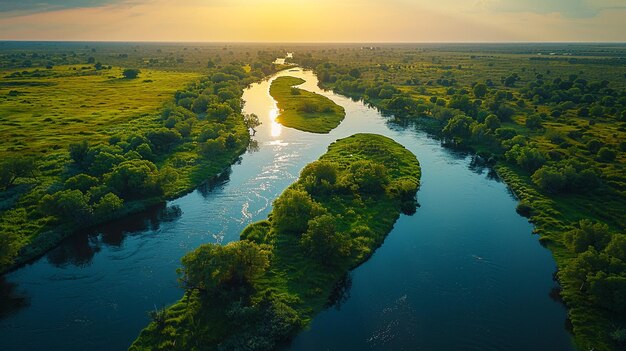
top-left (0, 0), bottom-right (624, 42)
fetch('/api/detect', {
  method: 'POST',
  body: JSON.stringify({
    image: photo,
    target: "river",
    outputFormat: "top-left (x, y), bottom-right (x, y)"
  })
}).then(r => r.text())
top-left (0, 67), bottom-right (574, 350)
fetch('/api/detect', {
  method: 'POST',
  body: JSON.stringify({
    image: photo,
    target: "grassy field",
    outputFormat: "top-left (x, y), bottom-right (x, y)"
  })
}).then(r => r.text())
top-left (270, 76), bottom-right (345, 133)
top-left (0, 47), bottom-right (281, 271)
top-left (292, 44), bottom-right (626, 351)
top-left (0, 65), bottom-right (200, 157)
top-left (130, 133), bottom-right (421, 350)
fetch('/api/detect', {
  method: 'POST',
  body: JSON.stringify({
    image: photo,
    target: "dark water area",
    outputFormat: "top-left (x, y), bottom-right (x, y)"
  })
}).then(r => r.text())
top-left (0, 68), bottom-right (574, 351)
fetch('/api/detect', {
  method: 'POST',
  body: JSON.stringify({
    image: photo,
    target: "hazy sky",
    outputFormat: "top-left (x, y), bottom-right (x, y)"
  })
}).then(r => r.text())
top-left (0, 0), bottom-right (624, 42)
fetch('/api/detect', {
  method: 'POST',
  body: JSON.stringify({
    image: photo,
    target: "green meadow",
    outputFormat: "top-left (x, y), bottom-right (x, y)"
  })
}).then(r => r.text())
top-left (0, 65), bottom-right (200, 157)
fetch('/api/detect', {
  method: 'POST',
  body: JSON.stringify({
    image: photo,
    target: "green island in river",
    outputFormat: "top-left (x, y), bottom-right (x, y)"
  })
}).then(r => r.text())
top-left (270, 76), bottom-right (345, 133)
top-left (130, 133), bottom-right (421, 350)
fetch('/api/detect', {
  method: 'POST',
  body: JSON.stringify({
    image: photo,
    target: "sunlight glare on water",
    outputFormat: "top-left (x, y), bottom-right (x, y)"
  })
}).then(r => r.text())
top-left (270, 107), bottom-right (282, 137)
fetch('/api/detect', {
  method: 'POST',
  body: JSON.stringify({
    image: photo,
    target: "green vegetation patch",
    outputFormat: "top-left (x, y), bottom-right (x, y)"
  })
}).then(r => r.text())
top-left (292, 45), bottom-right (626, 351)
top-left (129, 133), bottom-right (421, 351)
top-left (0, 65), bottom-right (200, 157)
top-left (270, 76), bottom-right (345, 133)
top-left (0, 61), bottom-right (279, 272)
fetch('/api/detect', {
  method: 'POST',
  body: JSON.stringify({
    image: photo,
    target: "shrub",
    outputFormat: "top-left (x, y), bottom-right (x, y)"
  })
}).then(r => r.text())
top-left (272, 188), bottom-right (326, 234)
top-left (105, 159), bottom-right (162, 199)
top-left (597, 147), bottom-right (616, 162)
top-left (179, 240), bottom-right (271, 293)
top-left (301, 214), bottom-right (349, 261)
top-left (525, 114), bottom-right (543, 130)
top-left (347, 160), bottom-right (388, 193)
top-left (122, 68), bottom-right (140, 79)
top-left (64, 174), bottom-right (99, 192)
top-left (93, 193), bottom-right (124, 221)
top-left (564, 219), bottom-right (611, 253)
top-left (40, 189), bottom-right (92, 223)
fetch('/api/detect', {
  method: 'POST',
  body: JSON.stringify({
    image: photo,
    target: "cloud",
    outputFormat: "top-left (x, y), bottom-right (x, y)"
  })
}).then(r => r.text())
top-left (0, 0), bottom-right (623, 42)
top-left (0, 0), bottom-right (129, 17)
top-left (484, 0), bottom-right (626, 18)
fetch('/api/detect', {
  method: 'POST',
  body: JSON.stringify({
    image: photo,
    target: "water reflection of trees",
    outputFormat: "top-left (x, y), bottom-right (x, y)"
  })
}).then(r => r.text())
top-left (197, 168), bottom-right (232, 199)
top-left (325, 273), bottom-right (352, 311)
top-left (247, 139), bottom-right (260, 153)
top-left (45, 203), bottom-right (182, 268)
top-left (0, 276), bottom-right (29, 320)
top-left (387, 117), bottom-right (502, 182)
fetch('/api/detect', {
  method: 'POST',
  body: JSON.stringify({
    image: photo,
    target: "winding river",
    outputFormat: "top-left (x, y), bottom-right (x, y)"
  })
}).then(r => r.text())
top-left (0, 68), bottom-right (574, 350)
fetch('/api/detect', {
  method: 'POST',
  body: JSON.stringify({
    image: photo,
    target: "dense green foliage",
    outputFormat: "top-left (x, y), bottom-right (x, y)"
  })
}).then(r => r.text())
top-left (269, 76), bottom-right (345, 133)
top-left (0, 45), bottom-right (284, 272)
top-left (130, 133), bottom-right (421, 350)
top-left (292, 44), bottom-right (626, 351)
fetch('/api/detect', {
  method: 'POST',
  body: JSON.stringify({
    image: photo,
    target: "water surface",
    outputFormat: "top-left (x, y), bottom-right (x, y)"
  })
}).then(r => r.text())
top-left (0, 68), bottom-right (573, 351)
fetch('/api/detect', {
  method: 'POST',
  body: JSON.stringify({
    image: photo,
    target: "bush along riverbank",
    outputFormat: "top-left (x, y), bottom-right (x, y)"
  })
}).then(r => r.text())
top-left (129, 133), bottom-right (421, 351)
top-left (294, 51), bottom-right (626, 351)
top-left (270, 76), bottom-right (345, 133)
top-left (0, 62), bottom-right (279, 273)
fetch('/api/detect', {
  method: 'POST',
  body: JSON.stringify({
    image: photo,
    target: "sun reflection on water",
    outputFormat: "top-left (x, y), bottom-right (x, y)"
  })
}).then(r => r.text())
top-left (269, 107), bottom-right (282, 138)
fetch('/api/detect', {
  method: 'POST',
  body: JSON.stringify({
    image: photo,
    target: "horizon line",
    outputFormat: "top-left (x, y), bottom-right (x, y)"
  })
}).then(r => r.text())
top-left (1, 39), bottom-right (626, 45)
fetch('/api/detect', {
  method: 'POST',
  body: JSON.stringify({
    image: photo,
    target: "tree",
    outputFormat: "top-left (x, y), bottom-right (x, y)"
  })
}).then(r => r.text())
top-left (348, 160), bottom-right (389, 193)
top-left (243, 113), bottom-right (261, 134)
top-left (564, 219), bottom-right (611, 253)
top-left (447, 94), bottom-right (475, 115)
top-left (0, 209), bottom-right (26, 267)
top-left (207, 102), bottom-right (234, 121)
top-left (93, 193), bottom-right (124, 221)
top-left (105, 159), bottom-right (162, 199)
top-left (0, 157), bottom-right (37, 190)
top-left (122, 68), bottom-right (140, 79)
top-left (385, 96), bottom-right (418, 114)
top-left (505, 145), bottom-right (545, 172)
top-left (586, 139), bottom-right (604, 154)
top-left (597, 147), bottom-right (616, 162)
top-left (473, 83), bottom-right (488, 98)
top-left (443, 115), bottom-right (474, 140)
top-left (525, 114), bottom-right (543, 130)
top-left (300, 161), bottom-right (339, 194)
top-left (135, 143), bottom-right (155, 161)
top-left (503, 74), bottom-right (519, 87)
top-left (484, 114), bottom-right (501, 130)
top-left (531, 165), bottom-right (566, 194)
top-left (348, 68), bottom-right (361, 78)
top-left (272, 188), bottom-right (325, 233)
top-left (301, 214), bottom-right (348, 261)
top-left (179, 240), bottom-right (270, 293)
top-left (191, 95), bottom-right (211, 114)
top-left (605, 234), bottom-right (626, 261)
top-left (69, 140), bottom-right (90, 167)
top-left (201, 138), bottom-right (226, 156)
top-left (64, 174), bottom-right (99, 192)
top-left (301, 161), bottom-right (338, 185)
top-left (40, 189), bottom-right (92, 223)
top-left (88, 151), bottom-right (125, 177)
top-left (145, 128), bottom-right (182, 153)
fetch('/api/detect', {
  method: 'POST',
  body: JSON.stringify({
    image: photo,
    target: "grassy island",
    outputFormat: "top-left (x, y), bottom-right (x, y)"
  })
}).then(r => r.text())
top-left (270, 76), bottom-right (345, 133)
top-left (130, 133), bottom-right (421, 351)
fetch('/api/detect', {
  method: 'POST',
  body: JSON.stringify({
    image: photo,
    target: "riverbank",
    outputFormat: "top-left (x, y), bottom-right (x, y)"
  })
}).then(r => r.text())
top-left (270, 76), bottom-right (345, 133)
top-left (129, 133), bottom-right (421, 350)
top-left (302, 56), bottom-right (625, 350)
top-left (0, 61), bottom-right (279, 274)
